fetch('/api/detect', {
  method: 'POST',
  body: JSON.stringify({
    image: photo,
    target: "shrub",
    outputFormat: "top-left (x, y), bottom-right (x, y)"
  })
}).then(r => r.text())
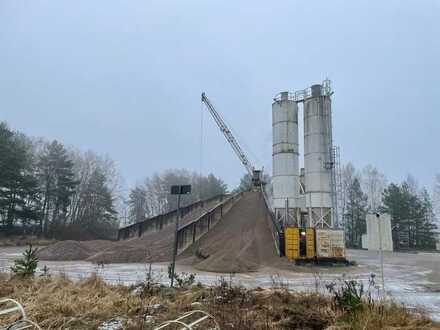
top-left (326, 279), bottom-right (364, 312)
top-left (167, 264), bottom-right (196, 288)
top-left (326, 274), bottom-right (376, 312)
top-left (11, 244), bottom-right (39, 277)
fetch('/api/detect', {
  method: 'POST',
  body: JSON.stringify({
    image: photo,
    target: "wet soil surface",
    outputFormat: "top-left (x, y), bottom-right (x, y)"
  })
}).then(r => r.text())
top-left (1, 246), bottom-right (439, 320)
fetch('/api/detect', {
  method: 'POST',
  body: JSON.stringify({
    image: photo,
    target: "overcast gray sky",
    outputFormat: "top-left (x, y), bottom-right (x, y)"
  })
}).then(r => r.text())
top-left (1, 0), bottom-right (439, 191)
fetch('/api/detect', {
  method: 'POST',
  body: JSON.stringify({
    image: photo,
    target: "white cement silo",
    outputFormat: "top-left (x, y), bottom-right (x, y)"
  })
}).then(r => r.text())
top-left (272, 92), bottom-right (300, 226)
top-left (303, 84), bottom-right (333, 228)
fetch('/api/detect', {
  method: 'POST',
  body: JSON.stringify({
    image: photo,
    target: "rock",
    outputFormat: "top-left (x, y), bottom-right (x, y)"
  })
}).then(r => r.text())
top-left (144, 315), bottom-right (155, 324)
top-left (98, 318), bottom-right (125, 330)
top-left (151, 303), bottom-right (167, 313)
top-left (130, 286), bottom-right (142, 296)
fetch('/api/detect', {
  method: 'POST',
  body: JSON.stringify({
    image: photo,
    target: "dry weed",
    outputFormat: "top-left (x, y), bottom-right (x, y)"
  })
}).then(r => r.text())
top-left (1, 273), bottom-right (439, 330)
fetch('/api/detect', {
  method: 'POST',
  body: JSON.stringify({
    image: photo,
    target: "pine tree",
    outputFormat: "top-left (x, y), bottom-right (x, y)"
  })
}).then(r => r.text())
top-left (0, 123), bottom-right (40, 233)
top-left (382, 182), bottom-right (438, 250)
top-left (344, 177), bottom-right (368, 248)
top-left (37, 140), bottom-right (77, 236)
top-left (11, 244), bottom-right (39, 277)
top-left (418, 189), bottom-right (437, 249)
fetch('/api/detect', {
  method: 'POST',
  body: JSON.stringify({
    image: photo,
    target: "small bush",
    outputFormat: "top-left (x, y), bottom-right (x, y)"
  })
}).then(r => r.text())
top-left (326, 274), bottom-right (376, 312)
top-left (167, 264), bottom-right (196, 288)
top-left (326, 279), bottom-right (364, 312)
top-left (11, 244), bottom-right (39, 277)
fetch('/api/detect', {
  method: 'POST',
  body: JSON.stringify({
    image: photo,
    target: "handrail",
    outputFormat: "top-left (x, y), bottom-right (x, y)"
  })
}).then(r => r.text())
top-left (273, 79), bottom-right (332, 103)
top-left (118, 194), bottom-right (227, 240)
top-left (119, 194), bottom-right (226, 230)
top-left (0, 298), bottom-right (26, 319)
top-left (176, 192), bottom-right (242, 255)
top-left (155, 310), bottom-right (219, 330)
top-left (0, 298), bottom-right (41, 330)
top-left (178, 196), bottom-right (228, 232)
top-left (261, 187), bottom-right (284, 257)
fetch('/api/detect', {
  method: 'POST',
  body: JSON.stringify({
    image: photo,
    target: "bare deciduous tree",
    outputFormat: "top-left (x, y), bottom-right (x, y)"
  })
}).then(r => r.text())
top-left (361, 165), bottom-right (387, 212)
top-left (127, 169), bottom-right (227, 224)
top-left (339, 162), bottom-right (358, 228)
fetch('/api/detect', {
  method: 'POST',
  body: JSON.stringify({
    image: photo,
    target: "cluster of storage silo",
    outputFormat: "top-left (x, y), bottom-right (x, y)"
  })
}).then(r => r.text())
top-left (272, 80), bottom-right (346, 261)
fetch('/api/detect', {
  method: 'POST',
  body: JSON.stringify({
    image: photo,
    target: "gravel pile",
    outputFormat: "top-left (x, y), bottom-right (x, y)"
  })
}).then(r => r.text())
top-left (180, 192), bottom-right (279, 273)
top-left (38, 200), bottom-right (221, 264)
top-left (38, 240), bottom-right (93, 261)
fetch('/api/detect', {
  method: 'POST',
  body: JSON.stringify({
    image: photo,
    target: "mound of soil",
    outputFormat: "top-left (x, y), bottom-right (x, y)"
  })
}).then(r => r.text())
top-left (179, 192), bottom-right (279, 273)
top-left (38, 194), bottom-right (282, 273)
top-left (38, 240), bottom-right (93, 261)
top-left (38, 200), bottom-right (221, 264)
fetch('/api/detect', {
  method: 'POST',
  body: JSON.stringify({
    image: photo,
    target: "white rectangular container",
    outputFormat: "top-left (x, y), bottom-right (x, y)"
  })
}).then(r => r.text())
top-left (316, 229), bottom-right (345, 258)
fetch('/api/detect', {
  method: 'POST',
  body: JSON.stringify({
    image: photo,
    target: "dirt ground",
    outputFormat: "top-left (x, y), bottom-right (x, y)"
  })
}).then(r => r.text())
top-left (4, 191), bottom-right (440, 319)
top-left (2, 247), bottom-right (440, 320)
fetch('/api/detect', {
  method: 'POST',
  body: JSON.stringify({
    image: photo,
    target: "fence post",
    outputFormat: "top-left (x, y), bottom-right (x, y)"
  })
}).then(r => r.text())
top-left (192, 223), bottom-right (196, 243)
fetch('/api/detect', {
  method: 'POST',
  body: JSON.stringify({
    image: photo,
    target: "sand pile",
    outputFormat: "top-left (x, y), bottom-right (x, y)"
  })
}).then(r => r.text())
top-left (180, 192), bottom-right (279, 273)
top-left (37, 240), bottom-right (93, 261)
top-left (38, 200), bottom-right (221, 263)
top-left (38, 194), bottom-right (281, 273)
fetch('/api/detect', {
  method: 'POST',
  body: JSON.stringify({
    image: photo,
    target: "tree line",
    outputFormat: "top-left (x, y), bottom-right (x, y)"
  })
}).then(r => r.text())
top-left (1, 122), bottom-right (229, 238)
top-left (124, 169), bottom-right (227, 225)
top-left (2, 121), bottom-right (438, 248)
top-left (0, 122), bottom-right (120, 239)
top-left (340, 163), bottom-right (438, 250)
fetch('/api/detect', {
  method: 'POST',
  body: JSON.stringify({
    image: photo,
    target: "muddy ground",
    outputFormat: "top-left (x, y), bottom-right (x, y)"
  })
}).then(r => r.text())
top-left (2, 192), bottom-right (440, 319)
top-left (1, 247), bottom-right (439, 320)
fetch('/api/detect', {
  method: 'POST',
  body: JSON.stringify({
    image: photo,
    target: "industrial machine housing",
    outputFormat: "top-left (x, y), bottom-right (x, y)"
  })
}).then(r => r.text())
top-left (272, 80), bottom-right (345, 261)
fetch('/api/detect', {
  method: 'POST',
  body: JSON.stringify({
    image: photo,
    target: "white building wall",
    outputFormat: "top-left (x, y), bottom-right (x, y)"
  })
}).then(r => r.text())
top-left (361, 234), bottom-right (368, 249)
top-left (366, 213), bottom-right (393, 251)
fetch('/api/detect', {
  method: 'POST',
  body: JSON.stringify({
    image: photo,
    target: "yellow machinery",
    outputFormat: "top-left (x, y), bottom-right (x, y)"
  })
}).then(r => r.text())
top-left (284, 227), bottom-right (347, 263)
top-left (284, 227), bottom-right (315, 260)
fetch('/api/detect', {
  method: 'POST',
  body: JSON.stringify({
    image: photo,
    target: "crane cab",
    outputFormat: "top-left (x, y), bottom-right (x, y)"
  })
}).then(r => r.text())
top-left (252, 169), bottom-right (262, 187)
